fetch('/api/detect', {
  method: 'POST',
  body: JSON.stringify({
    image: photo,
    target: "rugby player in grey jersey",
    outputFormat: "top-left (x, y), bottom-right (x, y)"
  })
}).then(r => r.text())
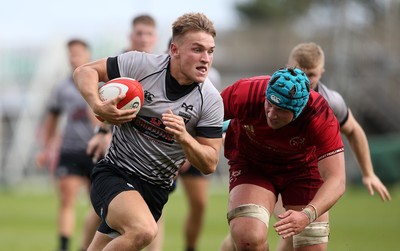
top-left (74, 13), bottom-right (223, 251)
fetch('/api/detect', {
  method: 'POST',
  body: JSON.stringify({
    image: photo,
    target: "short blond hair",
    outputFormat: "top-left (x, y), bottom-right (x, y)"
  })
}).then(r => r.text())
top-left (172, 13), bottom-right (216, 42)
top-left (288, 42), bottom-right (325, 69)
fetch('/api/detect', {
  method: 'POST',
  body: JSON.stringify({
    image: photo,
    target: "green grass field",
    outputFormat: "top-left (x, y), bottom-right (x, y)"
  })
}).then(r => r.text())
top-left (0, 178), bottom-right (398, 251)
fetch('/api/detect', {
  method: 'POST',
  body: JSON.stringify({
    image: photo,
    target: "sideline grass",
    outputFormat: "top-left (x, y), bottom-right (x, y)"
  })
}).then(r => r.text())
top-left (0, 178), bottom-right (398, 251)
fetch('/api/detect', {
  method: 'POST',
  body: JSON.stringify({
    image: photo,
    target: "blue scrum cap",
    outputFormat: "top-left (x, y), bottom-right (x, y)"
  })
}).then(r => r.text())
top-left (266, 67), bottom-right (310, 120)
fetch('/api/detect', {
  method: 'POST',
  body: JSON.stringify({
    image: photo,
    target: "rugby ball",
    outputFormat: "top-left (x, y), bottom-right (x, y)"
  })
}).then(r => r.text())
top-left (96, 77), bottom-right (144, 122)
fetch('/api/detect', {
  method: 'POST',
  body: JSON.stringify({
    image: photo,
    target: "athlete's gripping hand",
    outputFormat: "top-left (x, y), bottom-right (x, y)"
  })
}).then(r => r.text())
top-left (93, 94), bottom-right (138, 125)
top-left (162, 109), bottom-right (189, 143)
top-left (273, 210), bottom-right (310, 239)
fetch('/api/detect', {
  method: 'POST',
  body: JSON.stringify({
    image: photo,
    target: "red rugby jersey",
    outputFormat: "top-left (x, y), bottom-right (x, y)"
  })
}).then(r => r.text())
top-left (221, 75), bottom-right (344, 171)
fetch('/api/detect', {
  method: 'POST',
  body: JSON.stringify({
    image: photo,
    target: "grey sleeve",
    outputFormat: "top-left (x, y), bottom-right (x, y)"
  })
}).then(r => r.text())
top-left (47, 83), bottom-right (63, 114)
top-left (197, 89), bottom-right (224, 137)
top-left (116, 51), bottom-right (140, 78)
top-left (327, 90), bottom-right (349, 125)
top-left (106, 51), bottom-right (140, 80)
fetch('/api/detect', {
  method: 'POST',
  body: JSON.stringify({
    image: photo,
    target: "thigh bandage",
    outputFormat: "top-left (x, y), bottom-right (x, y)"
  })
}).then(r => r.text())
top-left (293, 222), bottom-right (330, 248)
top-left (227, 204), bottom-right (270, 226)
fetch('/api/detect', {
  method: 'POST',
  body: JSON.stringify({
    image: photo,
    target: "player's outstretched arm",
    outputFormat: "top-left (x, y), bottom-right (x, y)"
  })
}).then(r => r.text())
top-left (341, 110), bottom-right (391, 201)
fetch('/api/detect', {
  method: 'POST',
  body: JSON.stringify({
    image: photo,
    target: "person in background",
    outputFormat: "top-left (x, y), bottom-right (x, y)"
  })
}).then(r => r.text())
top-left (220, 67), bottom-right (346, 251)
top-left (273, 42), bottom-right (391, 251)
top-left (74, 12), bottom-right (223, 251)
top-left (36, 39), bottom-right (100, 251)
top-left (126, 14), bottom-right (157, 53)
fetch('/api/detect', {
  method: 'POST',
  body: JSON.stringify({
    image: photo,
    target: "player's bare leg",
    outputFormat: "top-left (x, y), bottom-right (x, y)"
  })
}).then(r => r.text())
top-left (274, 195), bottom-right (294, 251)
top-left (145, 216), bottom-right (164, 251)
top-left (220, 234), bottom-right (236, 251)
top-left (276, 236), bottom-right (294, 251)
top-left (88, 191), bottom-right (158, 251)
top-left (181, 175), bottom-right (208, 251)
top-left (226, 184), bottom-right (275, 251)
top-left (58, 175), bottom-right (83, 251)
top-left (80, 205), bottom-right (100, 250)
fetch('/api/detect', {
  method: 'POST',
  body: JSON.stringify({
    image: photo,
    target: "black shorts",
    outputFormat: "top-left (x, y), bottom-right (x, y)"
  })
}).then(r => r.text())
top-left (90, 160), bottom-right (170, 236)
top-left (55, 152), bottom-right (95, 178)
top-left (169, 165), bottom-right (205, 194)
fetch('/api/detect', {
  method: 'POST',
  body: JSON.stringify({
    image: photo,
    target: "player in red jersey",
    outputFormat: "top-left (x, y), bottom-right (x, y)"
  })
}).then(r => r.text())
top-left (274, 42), bottom-right (391, 251)
top-left (220, 67), bottom-right (346, 251)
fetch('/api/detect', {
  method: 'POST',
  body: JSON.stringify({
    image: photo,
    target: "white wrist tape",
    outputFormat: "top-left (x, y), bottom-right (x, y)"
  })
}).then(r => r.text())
top-left (301, 208), bottom-right (316, 223)
top-left (301, 204), bottom-right (318, 223)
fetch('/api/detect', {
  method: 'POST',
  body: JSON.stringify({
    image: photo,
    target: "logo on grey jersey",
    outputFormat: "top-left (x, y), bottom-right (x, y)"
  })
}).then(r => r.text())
top-left (181, 103), bottom-right (193, 111)
top-left (179, 102), bottom-right (194, 125)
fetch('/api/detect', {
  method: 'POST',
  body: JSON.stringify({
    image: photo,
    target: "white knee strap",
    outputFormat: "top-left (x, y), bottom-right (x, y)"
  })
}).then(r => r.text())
top-left (227, 203), bottom-right (270, 226)
top-left (293, 222), bottom-right (330, 248)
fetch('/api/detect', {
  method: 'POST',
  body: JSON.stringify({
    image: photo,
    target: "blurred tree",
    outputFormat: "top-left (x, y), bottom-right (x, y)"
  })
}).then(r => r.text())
top-left (235, 0), bottom-right (314, 22)
top-left (235, 0), bottom-right (399, 24)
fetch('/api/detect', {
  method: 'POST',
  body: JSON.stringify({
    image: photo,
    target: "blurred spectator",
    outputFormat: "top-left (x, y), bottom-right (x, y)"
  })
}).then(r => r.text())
top-left (35, 39), bottom-right (100, 251)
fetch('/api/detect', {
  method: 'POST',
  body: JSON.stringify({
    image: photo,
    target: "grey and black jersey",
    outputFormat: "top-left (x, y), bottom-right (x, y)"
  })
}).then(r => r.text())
top-left (47, 76), bottom-right (93, 154)
top-left (316, 81), bottom-right (349, 126)
top-left (105, 51), bottom-right (223, 189)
